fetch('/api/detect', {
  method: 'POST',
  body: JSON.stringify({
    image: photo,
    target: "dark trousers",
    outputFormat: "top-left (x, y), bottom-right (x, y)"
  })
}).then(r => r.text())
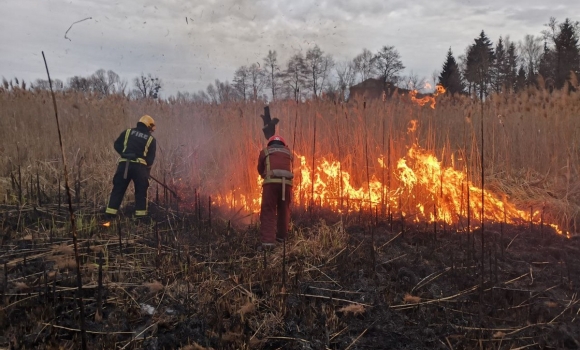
top-left (106, 162), bottom-right (149, 216)
top-left (260, 183), bottom-right (292, 244)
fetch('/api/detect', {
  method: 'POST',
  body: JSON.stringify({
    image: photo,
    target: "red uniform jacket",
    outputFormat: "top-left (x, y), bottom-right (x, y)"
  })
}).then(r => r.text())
top-left (257, 145), bottom-right (293, 181)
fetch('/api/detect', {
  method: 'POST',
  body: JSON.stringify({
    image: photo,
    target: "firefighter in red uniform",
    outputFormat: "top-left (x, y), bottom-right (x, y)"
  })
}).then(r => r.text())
top-left (105, 115), bottom-right (157, 218)
top-left (257, 135), bottom-right (294, 248)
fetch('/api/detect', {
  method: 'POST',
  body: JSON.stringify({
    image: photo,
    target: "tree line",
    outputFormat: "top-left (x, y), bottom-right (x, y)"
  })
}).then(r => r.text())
top-left (1, 69), bottom-right (162, 100)
top-left (440, 17), bottom-right (579, 98)
top-left (2, 16), bottom-right (578, 102)
top-left (175, 17), bottom-right (579, 103)
top-left (175, 45), bottom-right (407, 104)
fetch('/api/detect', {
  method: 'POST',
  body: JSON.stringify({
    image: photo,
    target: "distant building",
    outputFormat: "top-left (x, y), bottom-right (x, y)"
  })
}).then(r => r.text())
top-left (349, 78), bottom-right (386, 100)
top-left (349, 78), bottom-right (430, 101)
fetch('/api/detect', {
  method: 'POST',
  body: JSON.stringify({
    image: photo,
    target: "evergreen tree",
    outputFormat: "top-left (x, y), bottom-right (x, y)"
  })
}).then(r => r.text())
top-left (465, 30), bottom-right (496, 99)
top-left (515, 65), bottom-right (527, 92)
top-left (492, 37), bottom-right (506, 93)
top-left (438, 48), bottom-right (465, 95)
top-left (505, 42), bottom-right (518, 92)
top-left (554, 18), bottom-right (580, 88)
top-left (538, 42), bottom-right (556, 86)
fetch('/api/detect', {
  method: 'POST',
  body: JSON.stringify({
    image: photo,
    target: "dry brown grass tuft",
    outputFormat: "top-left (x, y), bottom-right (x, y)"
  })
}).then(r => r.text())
top-left (221, 332), bottom-right (243, 342)
top-left (90, 245), bottom-right (104, 253)
top-left (52, 243), bottom-right (74, 255)
top-left (181, 343), bottom-right (215, 350)
top-left (493, 331), bottom-right (506, 338)
top-left (338, 304), bottom-right (366, 316)
top-left (54, 258), bottom-right (77, 270)
top-left (14, 282), bottom-right (29, 291)
top-left (94, 309), bottom-right (103, 323)
top-left (249, 337), bottom-right (263, 348)
top-left (403, 293), bottom-right (421, 304)
top-left (143, 281), bottom-right (164, 293)
top-left (238, 301), bottom-right (255, 316)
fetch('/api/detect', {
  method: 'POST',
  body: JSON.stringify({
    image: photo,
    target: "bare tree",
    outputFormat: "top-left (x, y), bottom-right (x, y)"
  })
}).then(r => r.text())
top-left (353, 48), bottom-right (377, 82)
top-left (133, 73), bottom-right (162, 99)
top-left (68, 76), bottom-right (92, 93)
top-left (283, 53), bottom-right (308, 101)
top-left (248, 63), bottom-right (266, 101)
top-left (374, 45), bottom-right (405, 86)
top-left (318, 54), bottom-right (334, 97)
top-left (33, 78), bottom-right (64, 91)
top-left (215, 79), bottom-right (238, 103)
top-left (92, 69), bottom-right (126, 95)
top-left (334, 60), bottom-right (357, 100)
top-left (431, 70), bottom-right (440, 88)
top-left (263, 50), bottom-right (281, 101)
top-left (107, 70), bottom-right (127, 95)
top-left (400, 71), bottom-right (427, 91)
top-left (192, 90), bottom-right (210, 103)
top-left (304, 45), bottom-right (330, 98)
top-left (206, 83), bottom-right (219, 104)
top-left (233, 66), bottom-right (250, 101)
top-left (173, 91), bottom-right (192, 103)
top-left (92, 69), bottom-right (110, 95)
top-left (519, 35), bottom-right (544, 80)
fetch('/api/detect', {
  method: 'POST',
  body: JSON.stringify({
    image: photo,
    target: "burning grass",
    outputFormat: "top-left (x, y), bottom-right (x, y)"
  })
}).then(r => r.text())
top-left (2, 83), bottom-right (580, 232)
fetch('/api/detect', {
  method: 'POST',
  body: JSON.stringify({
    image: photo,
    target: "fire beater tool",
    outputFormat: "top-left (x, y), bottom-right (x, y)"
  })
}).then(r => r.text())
top-left (260, 106), bottom-right (279, 140)
top-left (149, 174), bottom-right (179, 199)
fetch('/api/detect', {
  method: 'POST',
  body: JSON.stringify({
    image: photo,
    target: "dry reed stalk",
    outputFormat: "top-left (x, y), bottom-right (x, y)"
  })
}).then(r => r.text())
top-left (42, 52), bottom-right (87, 350)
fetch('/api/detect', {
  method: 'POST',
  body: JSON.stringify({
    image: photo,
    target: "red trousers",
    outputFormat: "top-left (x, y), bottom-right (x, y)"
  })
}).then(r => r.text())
top-left (260, 183), bottom-right (292, 244)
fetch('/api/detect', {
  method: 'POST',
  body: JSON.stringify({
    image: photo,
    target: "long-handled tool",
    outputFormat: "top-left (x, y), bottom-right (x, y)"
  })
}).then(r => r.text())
top-left (260, 106), bottom-right (279, 140)
top-left (149, 174), bottom-right (179, 199)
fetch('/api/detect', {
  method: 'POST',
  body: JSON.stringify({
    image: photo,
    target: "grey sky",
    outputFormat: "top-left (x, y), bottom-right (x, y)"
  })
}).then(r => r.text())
top-left (0, 0), bottom-right (577, 96)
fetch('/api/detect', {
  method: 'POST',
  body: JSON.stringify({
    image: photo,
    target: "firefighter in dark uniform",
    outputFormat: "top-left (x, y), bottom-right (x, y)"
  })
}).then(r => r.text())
top-left (105, 115), bottom-right (156, 218)
top-left (257, 135), bottom-right (293, 248)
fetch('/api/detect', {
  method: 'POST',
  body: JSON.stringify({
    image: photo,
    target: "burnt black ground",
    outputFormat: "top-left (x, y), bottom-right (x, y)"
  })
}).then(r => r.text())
top-left (1, 203), bottom-right (579, 350)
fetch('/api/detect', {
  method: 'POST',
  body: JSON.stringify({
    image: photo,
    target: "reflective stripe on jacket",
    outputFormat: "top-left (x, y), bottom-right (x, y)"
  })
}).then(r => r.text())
top-left (113, 123), bottom-right (156, 166)
top-left (258, 145), bottom-right (293, 185)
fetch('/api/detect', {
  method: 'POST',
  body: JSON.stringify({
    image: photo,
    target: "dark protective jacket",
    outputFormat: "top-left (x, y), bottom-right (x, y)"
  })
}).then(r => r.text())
top-left (113, 122), bottom-right (156, 167)
top-left (257, 144), bottom-right (293, 185)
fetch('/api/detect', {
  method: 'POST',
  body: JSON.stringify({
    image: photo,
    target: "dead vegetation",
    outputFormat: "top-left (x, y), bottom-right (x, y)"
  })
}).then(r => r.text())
top-left (0, 201), bottom-right (579, 349)
top-left (1, 81), bottom-right (580, 349)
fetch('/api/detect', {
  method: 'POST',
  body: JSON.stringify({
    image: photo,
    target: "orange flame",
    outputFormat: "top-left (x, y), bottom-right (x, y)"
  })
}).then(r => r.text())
top-left (214, 144), bottom-right (563, 235)
top-left (407, 120), bottom-right (418, 134)
top-left (410, 84), bottom-right (446, 109)
top-left (102, 222), bottom-right (111, 227)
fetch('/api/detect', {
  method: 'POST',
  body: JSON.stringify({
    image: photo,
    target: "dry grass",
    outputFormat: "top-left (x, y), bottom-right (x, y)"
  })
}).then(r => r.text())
top-left (181, 343), bottom-right (215, 350)
top-left (53, 258), bottom-right (77, 270)
top-left (338, 304), bottom-right (366, 316)
top-left (143, 280), bottom-right (164, 293)
top-left (51, 243), bottom-right (74, 255)
top-left (238, 301), bottom-right (255, 316)
top-left (13, 282), bottom-right (29, 291)
top-left (403, 293), bottom-right (422, 304)
top-left (2, 87), bottom-right (580, 230)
